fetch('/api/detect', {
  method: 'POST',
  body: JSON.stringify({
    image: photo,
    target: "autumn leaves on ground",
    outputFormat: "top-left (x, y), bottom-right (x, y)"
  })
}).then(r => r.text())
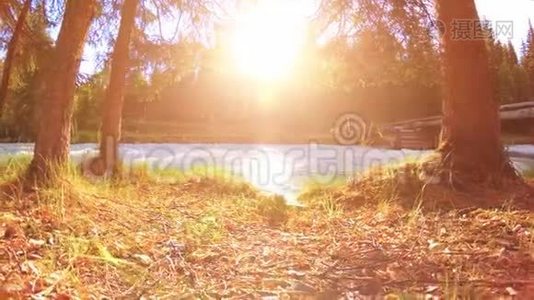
top-left (0, 157), bottom-right (533, 299)
top-left (1, 0), bottom-right (534, 298)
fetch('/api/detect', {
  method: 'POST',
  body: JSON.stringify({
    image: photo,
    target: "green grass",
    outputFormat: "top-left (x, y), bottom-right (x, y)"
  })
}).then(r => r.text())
top-left (521, 167), bottom-right (534, 179)
top-left (184, 212), bottom-right (225, 245)
top-left (0, 154), bottom-right (32, 181)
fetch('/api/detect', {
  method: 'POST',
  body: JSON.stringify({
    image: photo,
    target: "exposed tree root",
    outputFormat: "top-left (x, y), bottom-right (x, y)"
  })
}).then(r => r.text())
top-left (329, 152), bottom-right (533, 211)
top-left (435, 147), bottom-right (522, 191)
top-left (1, 158), bottom-right (533, 298)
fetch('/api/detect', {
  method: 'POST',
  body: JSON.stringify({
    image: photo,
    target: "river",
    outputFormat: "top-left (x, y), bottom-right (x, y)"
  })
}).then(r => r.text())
top-left (2, 143), bottom-right (534, 204)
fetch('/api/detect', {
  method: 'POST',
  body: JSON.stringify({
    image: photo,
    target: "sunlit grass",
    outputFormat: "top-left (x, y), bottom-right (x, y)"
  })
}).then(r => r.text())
top-left (0, 154), bottom-right (32, 181)
top-left (521, 166), bottom-right (534, 179)
top-left (0, 155), bottom-right (270, 297)
top-left (0, 154), bottom-right (532, 298)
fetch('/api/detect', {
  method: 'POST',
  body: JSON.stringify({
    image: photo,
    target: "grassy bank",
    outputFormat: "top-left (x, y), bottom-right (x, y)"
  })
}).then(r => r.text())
top-left (0, 158), bottom-right (533, 298)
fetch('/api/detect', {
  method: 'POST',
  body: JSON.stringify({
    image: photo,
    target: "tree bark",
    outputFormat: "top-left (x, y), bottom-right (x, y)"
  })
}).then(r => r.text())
top-left (98, 0), bottom-right (139, 176)
top-left (0, 0), bottom-right (18, 28)
top-left (28, 0), bottom-right (97, 182)
top-left (436, 0), bottom-right (517, 185)
top-left (0, 0), bottom-right (31, 117)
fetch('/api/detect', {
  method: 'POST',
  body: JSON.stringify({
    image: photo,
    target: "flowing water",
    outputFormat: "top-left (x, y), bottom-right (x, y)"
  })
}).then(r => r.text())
top-left (2, 143), bottom-right (534, 204)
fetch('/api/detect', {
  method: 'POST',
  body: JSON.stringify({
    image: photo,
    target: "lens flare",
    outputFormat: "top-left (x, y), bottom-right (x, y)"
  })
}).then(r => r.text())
top-left (231, 1), bottom-right (308, 81)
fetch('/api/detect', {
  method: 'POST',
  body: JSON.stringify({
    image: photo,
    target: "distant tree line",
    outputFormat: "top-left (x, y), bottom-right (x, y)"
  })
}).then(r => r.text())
top-left (487, 25), bottom-right (534, 104)
top-left (0, 0), bottom-right (530, 187)
top-left (1, 2), bottom-right (534, 145)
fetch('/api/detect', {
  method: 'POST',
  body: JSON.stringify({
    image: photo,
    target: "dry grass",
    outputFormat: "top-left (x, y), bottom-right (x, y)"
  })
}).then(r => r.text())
top-left (0, 157), bottom-right (533, 299)
top-left (311, 154), bottom-right (534, 212)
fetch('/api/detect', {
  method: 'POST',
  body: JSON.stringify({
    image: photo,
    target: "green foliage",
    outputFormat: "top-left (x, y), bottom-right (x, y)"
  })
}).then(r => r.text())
top-left (0, 154), bottom-right (32, 182)
top-left (0, 69), bottom-right (39, 140)
top-left (0, 6), bottom-right (52, 141)
top-left (487, 32), bottom-right (532, 103)
top-left (73, 70), bottom-right (108, 135)
top-left (1, 1), bottom-right (534, 144)
top-left (522, 22), bottom-right (534, 99)
top-left (521, 166), bottom-right (534, 179)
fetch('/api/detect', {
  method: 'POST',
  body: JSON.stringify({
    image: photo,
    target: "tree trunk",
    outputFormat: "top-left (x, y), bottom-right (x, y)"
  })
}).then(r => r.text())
top-left (97, 0), bottom-right (138, 176)
top-left (0, 0), bottom-right (18, 27)
top-left (0, 0), bottom-right (31, 117)
top-left (436, 0), bottom-right (517, 185)
top-left (28, 0), bottom-right (97, 182)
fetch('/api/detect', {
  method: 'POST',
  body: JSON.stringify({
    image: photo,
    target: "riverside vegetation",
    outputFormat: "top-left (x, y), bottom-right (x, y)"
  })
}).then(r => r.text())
top-left (0, 155), bottom-right (533, 299)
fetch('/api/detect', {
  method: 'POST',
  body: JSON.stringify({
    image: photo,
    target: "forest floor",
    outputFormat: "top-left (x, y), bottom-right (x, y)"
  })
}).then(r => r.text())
top-left (0, 157), bottom-right (533, 299)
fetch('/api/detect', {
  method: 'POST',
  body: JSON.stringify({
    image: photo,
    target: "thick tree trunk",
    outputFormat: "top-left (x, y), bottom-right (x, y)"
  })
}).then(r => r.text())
top-left (436, 0), bottom-right (517, 185)
top-left (0, 0), bottom-right (18, 27)
top-left (0, 0), bottom-right (31, 117)
top-left (98, 0), bottom-right (138, 176)
top-left (28, 0), bottom-right (97, 182)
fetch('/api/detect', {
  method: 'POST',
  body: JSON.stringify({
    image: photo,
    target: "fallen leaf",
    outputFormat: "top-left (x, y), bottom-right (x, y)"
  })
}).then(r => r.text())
top-left (506, 287), bottom-right (518, 296)
top-left (512, 224), bottom-right (522, 233)
top-left (20, 261), bottom-right (40, 275)
top-left (287, 269), bottom-right (306, 277)
top-left (428, 239), bottom-right (441, 250)
top-left (29, 239), bottom-right (46, 247)
top-left (133, 254), bottom-right (153, 266)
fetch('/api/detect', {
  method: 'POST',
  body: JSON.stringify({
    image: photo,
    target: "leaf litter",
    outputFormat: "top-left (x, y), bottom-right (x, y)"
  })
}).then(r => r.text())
top-left (0, 175), bottom-right (532, 299)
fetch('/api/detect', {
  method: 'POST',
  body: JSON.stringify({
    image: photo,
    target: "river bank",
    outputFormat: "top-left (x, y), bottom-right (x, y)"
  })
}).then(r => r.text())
top-left (0, 158), bottom-right (533, 298)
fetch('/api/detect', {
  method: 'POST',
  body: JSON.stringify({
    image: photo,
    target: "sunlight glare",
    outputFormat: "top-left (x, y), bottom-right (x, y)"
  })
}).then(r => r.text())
top-left (231, 1), bottom-right (309, 81)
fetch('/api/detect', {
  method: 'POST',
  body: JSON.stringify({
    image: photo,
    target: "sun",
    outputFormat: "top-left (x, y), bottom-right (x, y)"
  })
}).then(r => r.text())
top-left (231, 1), bottom-right (309, 81)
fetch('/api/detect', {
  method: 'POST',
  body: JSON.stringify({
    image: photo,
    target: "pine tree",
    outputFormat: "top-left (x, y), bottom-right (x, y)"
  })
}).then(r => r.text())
top-left (506, 42), bottom-right (529, 102)
top-left (0, 2), bottom-right (54, 140)
top-left (522, 22), bottom-right (534, 99)
top-left (0, 0), bottom-right (31, 116)
top-left (437, 0), bottom-right (517, 186)
top-left (506, 41), bottom-right (518, 65)
top-left (485, 31), bottom-right (527, 103)
top-left (29, 0), bottom-right (98, 181)
top-left (98, 0), bottom-right (139, 176)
